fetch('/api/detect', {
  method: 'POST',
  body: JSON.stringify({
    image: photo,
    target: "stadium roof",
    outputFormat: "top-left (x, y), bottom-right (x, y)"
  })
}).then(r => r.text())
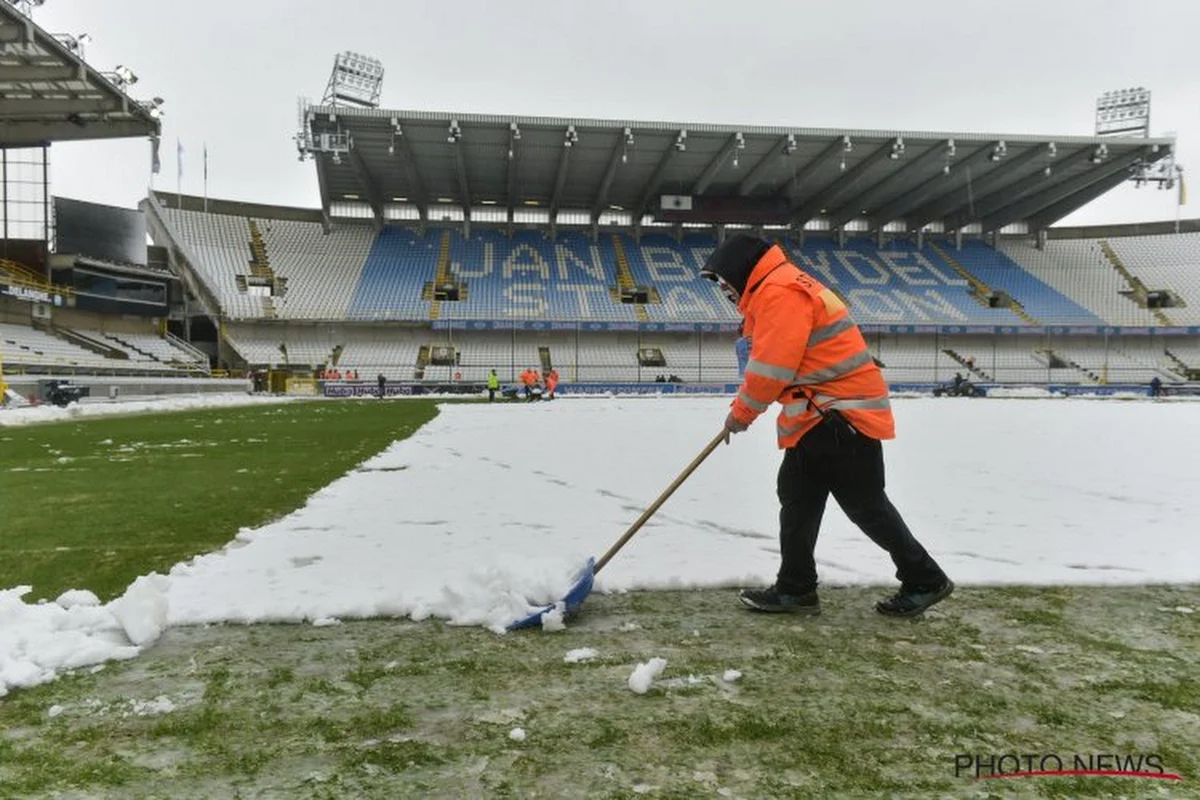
top-left (0, 1), bottom-right (161, 146)
top-left (301, 104), bottom-right (1175, 236)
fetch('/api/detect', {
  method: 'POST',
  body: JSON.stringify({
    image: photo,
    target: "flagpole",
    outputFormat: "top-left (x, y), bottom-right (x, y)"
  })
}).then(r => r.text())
top-left (1176, 166), bottom-right (1184, 235)
top-left (176, 137), bottom-right (182, 211)
top-left (203, 142), bottom-right (208, 213)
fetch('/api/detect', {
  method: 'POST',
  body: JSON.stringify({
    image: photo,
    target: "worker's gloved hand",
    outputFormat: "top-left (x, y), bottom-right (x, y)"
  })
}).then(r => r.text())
top-left (723, 412), bottom-right (749, 444)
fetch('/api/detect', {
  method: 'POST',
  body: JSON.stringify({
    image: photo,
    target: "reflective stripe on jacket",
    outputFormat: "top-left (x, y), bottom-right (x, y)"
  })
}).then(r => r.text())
top-left (728, 245), bottom-right (894, 448)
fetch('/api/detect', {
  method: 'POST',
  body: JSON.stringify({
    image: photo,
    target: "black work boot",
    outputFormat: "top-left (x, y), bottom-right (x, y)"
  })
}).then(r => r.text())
top-left (875, 579), bottom-right (954, 617)
top-left (738, 586), bottom-right (821, 615)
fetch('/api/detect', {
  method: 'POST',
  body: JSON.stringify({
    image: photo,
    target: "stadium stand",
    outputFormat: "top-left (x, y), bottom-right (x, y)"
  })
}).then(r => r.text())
top-left (998, 238), bottom-right (1165, 326)
top-left (176, 218), bottom-right (1121, 328)
top-left (257, 218), bottom-right (374, 319)
top-left (0, 321), bottom-right (204, 375)
top-left (1105, 233), bottom-right (1200, 324)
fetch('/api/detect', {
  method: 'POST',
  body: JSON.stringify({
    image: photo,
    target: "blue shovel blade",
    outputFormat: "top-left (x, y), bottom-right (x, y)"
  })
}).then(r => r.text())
top-left (506, 557), bottom-right (596, 631)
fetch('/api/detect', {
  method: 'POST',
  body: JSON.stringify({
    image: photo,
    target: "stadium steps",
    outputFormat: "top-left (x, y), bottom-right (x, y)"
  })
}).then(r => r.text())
top-left (539, 346), bottom-right (553, 373)
top-left (415, 344), bottom-right (430, 380)
top-left (246, 220), bottom-right (275, 280)
top-left (1097, 239), bottom-right (1174, 326)
top-left (37, 323), bottom-right (127, 361)
top-left (1164, 348), bottom-right (1200, 380)
top-left (426, 231), bottom-right (453, 321)
top-left (103, 333), bottom-right (161, 364)
top-left (1034, 348), bottom-right (1101, 384)
top-left (942, 349), bottom-right (993, 382)
top-left (610, 235), bottom-right (649, 322)
top-left (927, 242), bottom-right (1039, 325)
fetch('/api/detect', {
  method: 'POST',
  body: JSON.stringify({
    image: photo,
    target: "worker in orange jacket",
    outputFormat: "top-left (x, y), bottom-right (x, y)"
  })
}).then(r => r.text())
top-left (545, 368), bottom-right (559, 400)
top-left (701, 234), bottom-right (952, 618)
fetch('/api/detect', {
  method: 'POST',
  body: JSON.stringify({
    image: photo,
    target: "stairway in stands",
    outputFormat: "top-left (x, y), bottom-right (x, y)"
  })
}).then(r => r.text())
top-left (426, 231), bottom-right (453, 321)
top-left (610, 235), bottom-right (649, 322)
top-left (942, 348), bottom-right (993, 381)
top-left (1098, 239), bottom-right (1173, 326)
top-left (927, 242), bottom-right (1039, 325)
top-left (246, 220), bottom-right (285, 319)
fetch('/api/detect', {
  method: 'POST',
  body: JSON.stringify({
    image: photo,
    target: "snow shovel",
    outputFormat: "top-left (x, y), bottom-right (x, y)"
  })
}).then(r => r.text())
top-left (507, 428), bottom-right (729, 630)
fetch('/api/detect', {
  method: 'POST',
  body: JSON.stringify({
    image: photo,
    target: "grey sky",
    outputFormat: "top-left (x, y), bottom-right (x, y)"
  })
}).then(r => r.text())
top-left (32, 0), bottom-right (1199, 227)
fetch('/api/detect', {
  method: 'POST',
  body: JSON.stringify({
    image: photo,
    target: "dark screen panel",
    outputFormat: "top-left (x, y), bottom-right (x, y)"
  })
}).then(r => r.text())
top-left (54, 196), bottom-right (147, 266)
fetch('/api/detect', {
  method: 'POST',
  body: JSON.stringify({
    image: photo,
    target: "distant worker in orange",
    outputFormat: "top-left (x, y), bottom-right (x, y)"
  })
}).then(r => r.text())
top-left (545, 368), bottom-right (559, 400)
top-left (520, 367), bottom-right (538, 401)
top-left (701, 234), bottom-right (953, 619)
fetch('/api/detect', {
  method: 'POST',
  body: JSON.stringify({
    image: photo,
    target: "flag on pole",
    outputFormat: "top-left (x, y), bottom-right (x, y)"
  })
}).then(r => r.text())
top-left (176, 138), bottom-right (183, 209)
top-left (150, 134), bottom-right (161, 175)
top-left (203, 143), bottom-right (209, 212)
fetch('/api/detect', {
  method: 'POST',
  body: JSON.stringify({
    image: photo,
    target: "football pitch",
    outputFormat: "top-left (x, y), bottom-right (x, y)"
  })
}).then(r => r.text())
top-left (0, 399), bottom-right (1196, 798)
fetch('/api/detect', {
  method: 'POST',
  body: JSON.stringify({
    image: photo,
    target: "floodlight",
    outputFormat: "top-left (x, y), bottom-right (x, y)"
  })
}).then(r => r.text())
top-left (114, 65), bottom-right (137, 84)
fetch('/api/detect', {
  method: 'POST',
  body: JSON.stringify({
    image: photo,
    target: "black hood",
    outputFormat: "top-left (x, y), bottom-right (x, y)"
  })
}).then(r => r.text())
top-left (700, 234), bottom-right (773, 296)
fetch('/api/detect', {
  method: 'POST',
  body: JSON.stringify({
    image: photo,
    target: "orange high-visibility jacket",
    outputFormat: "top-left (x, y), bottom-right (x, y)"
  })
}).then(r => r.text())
top-left (729, 245), bottom-right (893, 448)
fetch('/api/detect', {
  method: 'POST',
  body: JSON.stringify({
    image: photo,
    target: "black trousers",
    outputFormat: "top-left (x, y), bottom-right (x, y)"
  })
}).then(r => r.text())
top-left (776, 417), bottom-right (946, 595)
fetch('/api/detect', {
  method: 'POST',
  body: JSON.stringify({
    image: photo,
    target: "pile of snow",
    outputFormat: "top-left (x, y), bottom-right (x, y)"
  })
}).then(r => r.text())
top-left (0, 578), bottom-right (168, 698)
top-left (508, 727), bottom-right (527, 742)
top-left (984, 386), bottom-right (1064, 399)
top-left (564, 648), bottom-right (598, 663)
top-left (0, 393), bottom-right (297, 428)
top-left (628, 657), bottom-right (668, 694)
top-left (722, 669), bottom-right (742, 682)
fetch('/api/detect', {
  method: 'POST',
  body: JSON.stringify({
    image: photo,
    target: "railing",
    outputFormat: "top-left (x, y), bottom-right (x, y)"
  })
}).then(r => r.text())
top-left (0, 259), bottom-right (76, 301)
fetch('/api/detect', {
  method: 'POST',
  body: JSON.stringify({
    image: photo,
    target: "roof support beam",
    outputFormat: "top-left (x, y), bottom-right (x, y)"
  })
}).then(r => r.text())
top-left (348, 145), bottom-right (384, 230)
top-left (790, 139), bottom-right (899, 228)
top-left (0, 97), bottom-right (123, 117)
top-left (982, 148), bottom-right (1150, 233)
top-left (313, 151), bottom-right (333, 233)
top-left (0, 15), bottom-right (33, 44)
top-left (943, 147), bottom-right (1093, 230)
top-left (1030, 162), bottom-right (1147, 229)
top-left (691, 132), bottom-right (741, 195)
top-left (868, 143), bottom-right (993, 231)
top-left (505, 123), bottom-right (521, 225)
top-left (905, 143), bottom-right (1046, 230)
top-left (772, 136), bottom-right (845, 201)
top-left (548, 137), bottom-right (573, 231)
top-left (391, 126), bottom-right (428, 221)
top-left (737, 135), bottom-right (792, 196)
top-left (451, 140), bottom-right (471, 222)
top-left (0, 64), bottom-right (88, 81)
top-left (826, 139), bottom-right (952, 229)
top-left (635, 129), bottom-right (686, 220)
top-left (591, 131), bottom-right (625, 223)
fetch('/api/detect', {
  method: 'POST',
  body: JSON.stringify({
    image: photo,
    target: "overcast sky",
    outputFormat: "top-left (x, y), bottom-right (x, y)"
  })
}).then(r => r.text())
top-left (30, 0), bottom-right (1199, 227)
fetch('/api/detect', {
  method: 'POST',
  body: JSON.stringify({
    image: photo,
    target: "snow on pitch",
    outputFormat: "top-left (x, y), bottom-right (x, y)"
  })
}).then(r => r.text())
top-left (2, 394), bottom-right (1199, 697)
top-left (0, 392), bottom-right (294, 428)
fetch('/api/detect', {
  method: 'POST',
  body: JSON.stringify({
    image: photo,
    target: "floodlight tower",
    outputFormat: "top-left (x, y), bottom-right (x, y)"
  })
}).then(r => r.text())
top-left (322, 52), bottom-right (385, 109)
top-left (5, 0), bottom-right (46, 18)
top-left (1095, 87), bottom-right (1151, 138)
